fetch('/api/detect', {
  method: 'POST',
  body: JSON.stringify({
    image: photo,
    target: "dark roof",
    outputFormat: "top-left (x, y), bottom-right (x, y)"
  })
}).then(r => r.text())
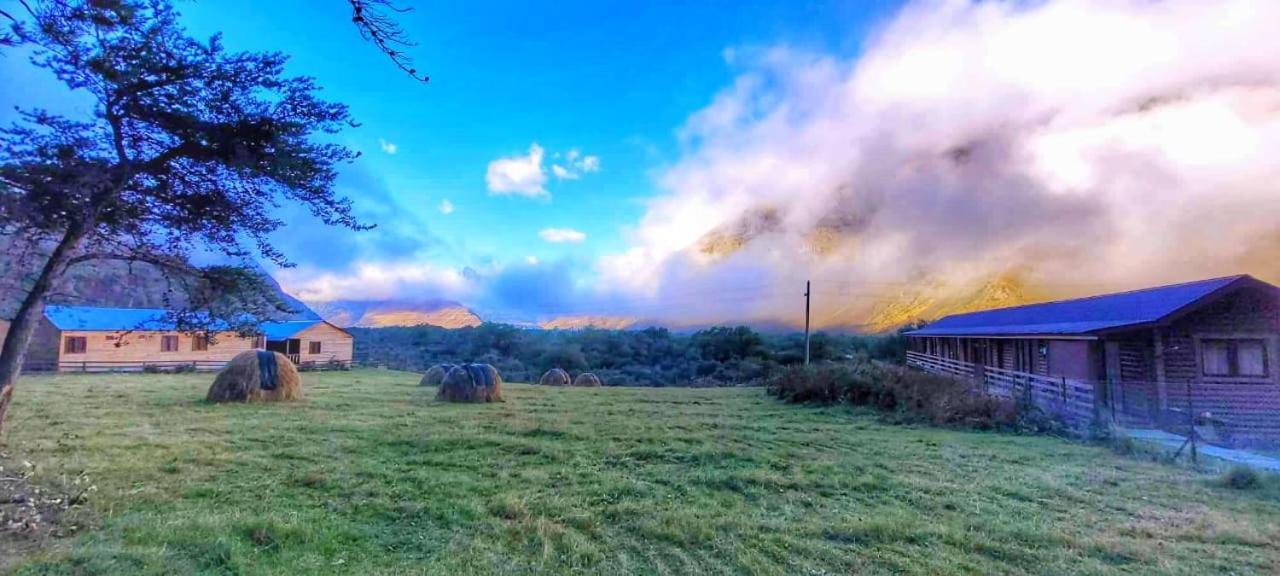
top-left (905, 275), bottom-right (1269, 338)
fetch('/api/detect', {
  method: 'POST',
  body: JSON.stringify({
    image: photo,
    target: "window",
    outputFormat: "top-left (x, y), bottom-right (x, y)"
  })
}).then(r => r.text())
top-left (161, 335), bottom-right (180, 353)
top-left (308, 341), bottom-right (322, 354)
top-left (64, 336), bottom-right (87, 354)
top-left (1202, 339), bottom-right (1269, 378)
top-left (252, 335), bottom-right (266, 349)
top-left (191, 334), bottom-right (209, 352)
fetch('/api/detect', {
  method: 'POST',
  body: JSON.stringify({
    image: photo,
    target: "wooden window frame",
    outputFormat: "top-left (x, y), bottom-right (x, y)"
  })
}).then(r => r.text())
top-left (1194, 334), bottom-right (1275, 382)
top-left (308, 341), bottom-right (322, 355)
top-left (160, 335), bottom-right (180, 353)
top-left (191, 333), bottom-right (209, 352)
top-left (64, 336), bottom-right (87, 355)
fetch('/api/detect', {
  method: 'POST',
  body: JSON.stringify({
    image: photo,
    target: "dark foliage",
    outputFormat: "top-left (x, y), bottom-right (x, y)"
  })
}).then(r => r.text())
top-left (351, 323), bottom-right (907, 387)
top-left (765, 361), bottom-right (1059, 432)
top-left (1222, 465), bottom-right (1261, 490)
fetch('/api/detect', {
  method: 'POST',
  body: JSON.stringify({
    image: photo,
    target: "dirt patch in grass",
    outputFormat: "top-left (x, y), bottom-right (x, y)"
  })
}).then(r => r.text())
top-left (0, 455), bottom-right (88, 572)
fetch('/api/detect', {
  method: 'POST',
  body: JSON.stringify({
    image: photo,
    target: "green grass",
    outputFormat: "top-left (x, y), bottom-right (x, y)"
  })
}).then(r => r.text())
top-left (3, 369), bottom-right (1278, 575)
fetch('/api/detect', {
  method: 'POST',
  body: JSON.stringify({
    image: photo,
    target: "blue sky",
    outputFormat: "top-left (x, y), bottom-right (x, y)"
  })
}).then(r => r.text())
top-left (173, 0), bottom-right (898, 269)
top-left (6, 0), bottom-right (1277, 327)
top-left (1, 0), bottom-right (901, 319)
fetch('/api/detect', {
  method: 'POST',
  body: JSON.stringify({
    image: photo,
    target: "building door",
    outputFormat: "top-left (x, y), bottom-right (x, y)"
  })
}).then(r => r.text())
top-left (1104, 340), bottom-right (1155, 426)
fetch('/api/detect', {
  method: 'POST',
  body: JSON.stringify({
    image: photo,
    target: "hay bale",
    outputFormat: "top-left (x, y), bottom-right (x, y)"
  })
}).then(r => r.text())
top-left (419, 363), bottom-right (456, 387)
top-left (539, 368), bottom-right (571, 387)
top-left (572, 372), bottom-right (602, 387)
top-left (436, 363), bottom-right (504, 403)
top-left (207, 350), bottom-right (301, 403)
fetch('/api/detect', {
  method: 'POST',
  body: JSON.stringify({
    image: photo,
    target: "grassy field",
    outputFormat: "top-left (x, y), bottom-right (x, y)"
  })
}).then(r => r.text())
top-left (1, 369), bottom-right (1278, 575)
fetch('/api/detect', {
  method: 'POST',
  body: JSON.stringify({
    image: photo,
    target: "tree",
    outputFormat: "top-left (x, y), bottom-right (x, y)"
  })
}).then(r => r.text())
top-left (0, 0), bottom-right (368, 434)
top-left (691, 326), bottom-right (767, 363)
top-left (4, 1), bottom-right (431, 82)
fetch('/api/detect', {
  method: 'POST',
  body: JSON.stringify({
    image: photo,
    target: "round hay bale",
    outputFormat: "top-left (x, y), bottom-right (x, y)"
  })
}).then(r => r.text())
top-left (419, 363), bottom-right (456, 387)
top-left (539, 368), bottom-right (571, 387)
top-left (207, 350), bottom-right (302, 403)
top-left (436, 363), bottom-right (504, 403)
top-left (476, 363), bottom-right (503, 401)
top-left (572, 372), bottom-right (602, 387)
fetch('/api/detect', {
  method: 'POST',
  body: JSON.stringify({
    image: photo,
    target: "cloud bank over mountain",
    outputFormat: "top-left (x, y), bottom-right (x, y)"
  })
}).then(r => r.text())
top-left (282, 0), bottom-right (1280, 330)
top-left (595, 0), bottom-right (1280, 328)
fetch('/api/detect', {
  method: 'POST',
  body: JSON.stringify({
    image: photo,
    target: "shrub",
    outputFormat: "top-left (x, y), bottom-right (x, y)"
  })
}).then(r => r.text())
top-left (767, 361), bottom-right (1026, 432)
top-left (143, 363), bottom-right (196, 374)
top-left (1222, 466), bottom-right (1261, 490)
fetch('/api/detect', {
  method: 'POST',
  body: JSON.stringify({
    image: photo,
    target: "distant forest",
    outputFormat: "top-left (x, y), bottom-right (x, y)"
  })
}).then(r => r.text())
top-left (351, 324), bottom-right (908, 386)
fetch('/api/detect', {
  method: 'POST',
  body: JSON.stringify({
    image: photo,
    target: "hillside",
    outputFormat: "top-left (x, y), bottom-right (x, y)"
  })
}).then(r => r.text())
top-left (0, 244), bottom-right (319, 321)
top-left (4, 371), bottom-right (1277, 574)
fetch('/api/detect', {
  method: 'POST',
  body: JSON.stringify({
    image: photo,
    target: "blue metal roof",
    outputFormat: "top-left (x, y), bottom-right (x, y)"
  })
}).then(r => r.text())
top-left (906, 275), bottom-right (1258, 337)
top-left (259, 320), bottom-right (321, 340)
top-left (44, 306), bottom-right (178, 331)
top-left (44, 306), bottom-right (322, 339)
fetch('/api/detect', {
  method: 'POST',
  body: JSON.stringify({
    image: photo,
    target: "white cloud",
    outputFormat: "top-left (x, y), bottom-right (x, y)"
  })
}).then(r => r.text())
top-left (551, 164), bottom-right (577, 180)
top-left (279, 262), bottom-right (472, 303)
top-left (378, 138), bottom-right (398, 155)
top-left (550, 151), bottom-right (601, 180)
top-left (525, 256), bottom-right (540, 265)
top-left (539, 227), bottom-right (587, 243)
top-left (597, 0), bottom-right (1280, 327)
top-left (486, 143), bottom-right (548, 198)
top-left (438, 198), bottom-right (454, 215)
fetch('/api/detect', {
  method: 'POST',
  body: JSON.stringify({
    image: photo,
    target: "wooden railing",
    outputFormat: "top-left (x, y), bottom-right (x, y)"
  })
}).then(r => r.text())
top-left (905, 351), bottom-right (976, 379)
top-left (20, 358), bottom-right (354, 373)
top-left (907, 351), bottom-right (1097, 430)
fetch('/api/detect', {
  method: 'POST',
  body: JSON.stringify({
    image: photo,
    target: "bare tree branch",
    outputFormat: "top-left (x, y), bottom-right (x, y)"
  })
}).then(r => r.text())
top-left (349, 0), bottom-right (429, 82)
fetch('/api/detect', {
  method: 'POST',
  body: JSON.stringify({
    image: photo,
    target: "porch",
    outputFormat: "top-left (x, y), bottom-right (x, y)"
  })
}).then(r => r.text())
top-left (905, 351), bottom-right (1098, 430)
top-left (266, 338), bottom-right (302, 364)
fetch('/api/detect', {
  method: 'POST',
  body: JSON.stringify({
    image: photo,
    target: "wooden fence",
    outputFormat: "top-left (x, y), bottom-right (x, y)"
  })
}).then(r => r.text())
top-left (906, 351), bottom-right (1097, 431)
top-left (22, 358), bottom-right (353, 373)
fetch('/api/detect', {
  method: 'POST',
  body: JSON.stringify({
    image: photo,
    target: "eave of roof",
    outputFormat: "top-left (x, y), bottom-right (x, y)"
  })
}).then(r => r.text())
top-left (905, 275), bottom-right (1268, 338)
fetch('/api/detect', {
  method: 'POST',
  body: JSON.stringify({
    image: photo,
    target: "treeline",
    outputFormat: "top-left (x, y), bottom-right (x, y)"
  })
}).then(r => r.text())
top-left (350, 324), bottom-right (907, 387)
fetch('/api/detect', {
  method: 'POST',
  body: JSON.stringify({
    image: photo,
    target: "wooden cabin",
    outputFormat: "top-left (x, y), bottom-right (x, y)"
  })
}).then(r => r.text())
top-left (260, 320), bottom-right (354, 367)
top-left (29, 306), bottom-right (353, 372)
top-left (905, 275), bottom-right (1280, 445)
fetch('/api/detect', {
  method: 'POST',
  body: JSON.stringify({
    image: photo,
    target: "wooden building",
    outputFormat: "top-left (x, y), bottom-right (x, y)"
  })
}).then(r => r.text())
top-left (905, 275), bottom-right (1280, 444)
top-left (29, 306), bottom-right (353, 372)
top-left (260, 320), bottom-right (354, 367)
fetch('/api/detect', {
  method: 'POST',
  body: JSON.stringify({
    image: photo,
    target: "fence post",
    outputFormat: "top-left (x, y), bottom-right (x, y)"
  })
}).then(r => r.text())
top-left (1060, 376), bottom-right (1067, 402)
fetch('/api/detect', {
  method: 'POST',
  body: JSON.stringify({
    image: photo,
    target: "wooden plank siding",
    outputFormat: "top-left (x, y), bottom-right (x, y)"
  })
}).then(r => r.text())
top-left (293, 322), bottom-right (354, 366)
top-left (1156, 285), bottom-right (1280, 443)
top-left (54, 329), bottom-right (258, 371)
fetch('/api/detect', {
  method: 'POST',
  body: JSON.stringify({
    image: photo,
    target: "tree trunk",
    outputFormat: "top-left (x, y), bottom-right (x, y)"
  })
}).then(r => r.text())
top-left (0, 225), bottom-right (88, 437)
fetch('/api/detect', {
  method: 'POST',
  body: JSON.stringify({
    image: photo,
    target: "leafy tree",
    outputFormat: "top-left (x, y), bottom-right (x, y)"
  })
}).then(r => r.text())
top-left (0, 0), bottom-right (366, 433)
top-left (538, 344), bottom-right (589, 373)
top-left (691, 326), bottom-right (767, 363)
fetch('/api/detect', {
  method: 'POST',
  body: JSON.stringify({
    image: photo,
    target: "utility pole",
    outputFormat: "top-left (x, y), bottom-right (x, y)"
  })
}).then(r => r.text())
top-left (804, 280), bottom-right (811, 366)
